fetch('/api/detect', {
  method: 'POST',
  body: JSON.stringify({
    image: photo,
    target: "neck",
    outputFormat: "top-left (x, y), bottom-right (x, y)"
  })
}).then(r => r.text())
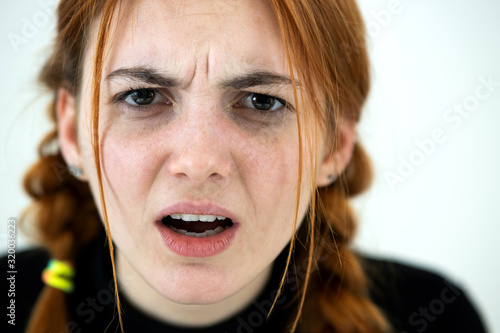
top-left (116, 250), bottom-right (272, 327)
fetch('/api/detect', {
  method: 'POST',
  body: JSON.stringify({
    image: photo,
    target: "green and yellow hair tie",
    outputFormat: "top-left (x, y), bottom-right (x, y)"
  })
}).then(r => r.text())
top-left (42, 259), bottom-right (75, 293)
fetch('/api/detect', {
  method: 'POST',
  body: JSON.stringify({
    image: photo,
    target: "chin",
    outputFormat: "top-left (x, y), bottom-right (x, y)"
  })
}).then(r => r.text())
top-left (151, 266), bottom-right (237, 305)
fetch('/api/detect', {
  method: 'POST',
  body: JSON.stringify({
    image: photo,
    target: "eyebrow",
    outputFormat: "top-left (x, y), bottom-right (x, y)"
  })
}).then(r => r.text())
top-left (218, 71), bottom-right (296, 89)
top-left (105, 66), bottom-right (297, 89)
top-left (106, 66), bottom-right (181, 87)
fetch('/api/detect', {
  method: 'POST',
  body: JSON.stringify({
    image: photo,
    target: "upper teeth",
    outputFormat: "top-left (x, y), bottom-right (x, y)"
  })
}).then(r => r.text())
top-left (169, 214), bottom-right (227, 222)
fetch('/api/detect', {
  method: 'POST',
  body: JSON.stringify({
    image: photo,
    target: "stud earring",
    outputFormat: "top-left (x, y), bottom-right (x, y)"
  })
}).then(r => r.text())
top-left (328, 174), bottom-right (336, 182)
top-left (68, 165), bottom-right (83, 178)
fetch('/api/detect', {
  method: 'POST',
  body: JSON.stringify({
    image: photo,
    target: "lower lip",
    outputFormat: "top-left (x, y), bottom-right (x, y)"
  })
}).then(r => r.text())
top-left (155, 221), bottom-right (239, 258)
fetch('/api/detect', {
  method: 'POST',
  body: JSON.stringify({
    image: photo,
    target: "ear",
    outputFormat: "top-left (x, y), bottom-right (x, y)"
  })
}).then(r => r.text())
top-left (316, 120), bottom-right (356, 187)
top-left (57, 88), bottom-right (87, 181)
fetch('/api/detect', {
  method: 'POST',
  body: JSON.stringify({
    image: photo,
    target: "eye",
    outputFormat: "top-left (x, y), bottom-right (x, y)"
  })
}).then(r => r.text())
top-left (237, 93), bottom-right (286, 112)
top-left (121, 88), bottom-right (168, 106)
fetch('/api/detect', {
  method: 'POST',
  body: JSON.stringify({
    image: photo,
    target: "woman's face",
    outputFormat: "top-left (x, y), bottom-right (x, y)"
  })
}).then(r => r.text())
top-left (68, 0), bottom-right (336, 305)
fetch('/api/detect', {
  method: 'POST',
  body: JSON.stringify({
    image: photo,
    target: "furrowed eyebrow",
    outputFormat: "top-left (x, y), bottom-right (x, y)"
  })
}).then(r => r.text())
top-left (105, 66), bottom-right (298, 90)
top-left (105, 66), bottom-right (181, 87)
top-left (218, 71), bottom-right (298, 90)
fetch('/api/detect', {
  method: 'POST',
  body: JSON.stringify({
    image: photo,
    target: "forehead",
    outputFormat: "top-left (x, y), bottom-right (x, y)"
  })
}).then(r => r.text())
top-left (102, 0), bottom-right (285, 82)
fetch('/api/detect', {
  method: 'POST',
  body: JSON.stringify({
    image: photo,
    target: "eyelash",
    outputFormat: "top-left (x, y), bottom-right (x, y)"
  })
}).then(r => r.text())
top-left (113, 87), bottom-right (170, 112)
top-left (112, 87), bottom-right (294, 115)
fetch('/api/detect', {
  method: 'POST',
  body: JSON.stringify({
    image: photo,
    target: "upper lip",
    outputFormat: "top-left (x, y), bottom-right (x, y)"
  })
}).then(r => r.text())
top-left (155, 202), bottom-right (240, 223)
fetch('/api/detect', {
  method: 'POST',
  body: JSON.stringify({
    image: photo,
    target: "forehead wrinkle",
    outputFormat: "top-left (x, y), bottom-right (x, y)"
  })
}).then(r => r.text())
top-left (105, 0), bottom-right (287, 92)
top-left (141, 0), bottom-right (239, 26)
top-left (206, 41), bottom-right (211, 79)
top-left (170, 0), bottom-right (239, 19)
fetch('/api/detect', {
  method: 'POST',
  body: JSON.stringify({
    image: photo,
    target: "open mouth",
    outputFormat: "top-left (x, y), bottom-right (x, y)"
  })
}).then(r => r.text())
top-left (161, 214), bottom-right (234, 238)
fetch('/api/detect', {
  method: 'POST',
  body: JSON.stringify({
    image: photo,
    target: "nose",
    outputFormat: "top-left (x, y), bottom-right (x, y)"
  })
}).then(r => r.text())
top-left (167, 106), bottom-right (232, 185)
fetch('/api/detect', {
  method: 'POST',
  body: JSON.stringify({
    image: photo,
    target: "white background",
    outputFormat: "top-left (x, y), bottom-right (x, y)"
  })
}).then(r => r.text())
top-left (1, 0), bottom-right (499, 332)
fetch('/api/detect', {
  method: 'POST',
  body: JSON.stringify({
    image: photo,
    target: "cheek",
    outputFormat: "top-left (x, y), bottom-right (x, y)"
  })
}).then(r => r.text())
top-left (246, 145), bottom-right (297, 197)
top-left (235, 119), bottom-right (300, 193)
top-left (241, 137), bottom-right (302, 235)
top-left (100, 133), bottom-right (161, 210)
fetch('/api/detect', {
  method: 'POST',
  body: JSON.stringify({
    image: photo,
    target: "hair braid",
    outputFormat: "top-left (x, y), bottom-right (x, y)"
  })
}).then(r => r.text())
top-left (21, 97), bottom-right (102, 332)
top-left (318, 144), bottom-right (390, 332)
top-left (20, 2), bottom-right (104, 330)
top-left (293, 143), bottom-right (390, 333)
